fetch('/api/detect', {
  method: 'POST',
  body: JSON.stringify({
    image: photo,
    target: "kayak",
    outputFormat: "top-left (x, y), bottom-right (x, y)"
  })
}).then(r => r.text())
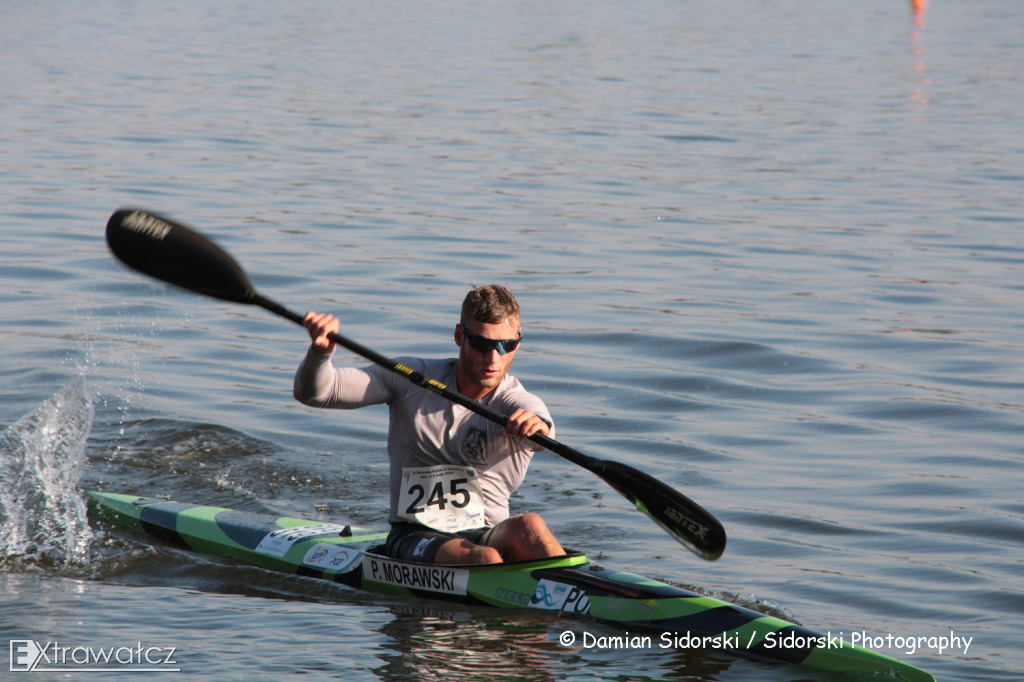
top-left (87, 491), bottom-right (934, 681)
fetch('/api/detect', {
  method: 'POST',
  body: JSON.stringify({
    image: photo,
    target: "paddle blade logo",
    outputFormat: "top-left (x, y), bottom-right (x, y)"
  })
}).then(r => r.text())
top-left (664, 505), bottom-right (709, 541)
top-left (120, 210), bottom-right (173, 241)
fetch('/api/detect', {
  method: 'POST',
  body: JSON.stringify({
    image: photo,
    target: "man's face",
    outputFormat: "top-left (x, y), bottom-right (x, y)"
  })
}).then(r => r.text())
top-left (455, 318), bottom-right (521, 394)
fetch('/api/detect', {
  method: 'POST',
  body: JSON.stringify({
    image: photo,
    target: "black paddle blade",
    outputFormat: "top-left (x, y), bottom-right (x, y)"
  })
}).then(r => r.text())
top-left (591, 459), bottom-right (726, 560)
top-left (106, 208), bottom-right (254, 304)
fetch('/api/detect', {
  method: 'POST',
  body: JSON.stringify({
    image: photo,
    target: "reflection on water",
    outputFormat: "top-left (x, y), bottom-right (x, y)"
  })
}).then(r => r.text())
top-left (373, 606), bottom-right (747, 682)
top-left (911, 0), bottom-right (929, 28)
top-left (377, 608), bottom-right (561, 681)
top-left (909, 0), bottom-right (931, 108)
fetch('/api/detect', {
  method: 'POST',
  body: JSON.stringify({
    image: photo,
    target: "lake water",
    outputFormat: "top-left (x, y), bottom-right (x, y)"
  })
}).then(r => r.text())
top-left (2, 0), bottom-right (1022, 679)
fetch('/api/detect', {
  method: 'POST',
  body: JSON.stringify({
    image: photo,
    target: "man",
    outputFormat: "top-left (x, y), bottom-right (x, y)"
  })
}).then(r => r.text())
top-left (294, 284), bottom-right (564, 565)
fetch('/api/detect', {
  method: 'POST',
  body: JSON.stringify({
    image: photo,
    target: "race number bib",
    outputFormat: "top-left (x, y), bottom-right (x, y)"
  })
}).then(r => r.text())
top-left (398, 465), bottom-right (486, 532)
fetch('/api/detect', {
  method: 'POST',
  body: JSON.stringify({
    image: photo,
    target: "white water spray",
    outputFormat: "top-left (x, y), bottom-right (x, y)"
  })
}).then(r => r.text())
top-left (0, 377), bottom-right (95, 565)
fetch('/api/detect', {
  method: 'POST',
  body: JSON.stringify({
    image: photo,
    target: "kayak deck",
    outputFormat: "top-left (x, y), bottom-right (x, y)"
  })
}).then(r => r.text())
top-left (87, 492), bottom-right (935, 681)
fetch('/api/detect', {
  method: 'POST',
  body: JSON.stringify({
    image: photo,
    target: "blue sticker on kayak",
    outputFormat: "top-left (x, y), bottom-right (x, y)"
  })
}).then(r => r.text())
top-left (530, 579), bottom-right (591, 614)
top-left (302, 543), bottom-right (361, 572)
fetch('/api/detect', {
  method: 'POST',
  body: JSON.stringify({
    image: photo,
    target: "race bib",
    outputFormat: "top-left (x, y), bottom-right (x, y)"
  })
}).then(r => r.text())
top-left (398, 465), bottom-right (486, 532)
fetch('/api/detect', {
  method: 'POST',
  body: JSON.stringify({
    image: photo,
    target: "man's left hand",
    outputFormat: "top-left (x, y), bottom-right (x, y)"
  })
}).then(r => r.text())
top-left (506, 408), bottom-right (550, 439)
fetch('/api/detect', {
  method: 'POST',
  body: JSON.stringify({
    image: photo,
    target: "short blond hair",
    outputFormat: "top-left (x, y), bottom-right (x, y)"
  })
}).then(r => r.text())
top-left (461, 284), bottom-right (520, 328)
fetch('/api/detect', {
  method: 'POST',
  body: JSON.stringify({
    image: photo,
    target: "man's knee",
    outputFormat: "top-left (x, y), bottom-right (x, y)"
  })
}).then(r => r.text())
top-left (516, 512), bottom-right (551, 537)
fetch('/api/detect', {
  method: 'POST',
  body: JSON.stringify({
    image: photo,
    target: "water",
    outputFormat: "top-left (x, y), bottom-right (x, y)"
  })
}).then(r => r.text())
top-left (2, 0), bottom-right (1022, 679)
top-left (0, 379), bottom-right (93, 565)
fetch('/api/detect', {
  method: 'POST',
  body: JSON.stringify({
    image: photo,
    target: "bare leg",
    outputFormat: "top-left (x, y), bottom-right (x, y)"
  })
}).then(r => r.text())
top-left (487, 513), bottom-right (565, 562)
top-left (431, 513), bottom-right (563, 565)
top-left (433, 537), bottom-right (503, 565)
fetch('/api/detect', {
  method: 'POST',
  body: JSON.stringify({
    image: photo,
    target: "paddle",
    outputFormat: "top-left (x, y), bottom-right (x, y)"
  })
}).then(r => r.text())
top-left (105, 208), bottom-right (727, 560)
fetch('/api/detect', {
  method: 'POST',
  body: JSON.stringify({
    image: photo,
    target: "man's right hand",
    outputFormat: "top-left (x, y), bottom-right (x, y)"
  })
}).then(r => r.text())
top-left (303, 311), bottom-right (340, 355)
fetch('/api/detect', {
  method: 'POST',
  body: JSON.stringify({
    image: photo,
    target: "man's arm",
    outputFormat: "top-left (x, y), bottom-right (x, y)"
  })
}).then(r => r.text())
top-left (293, 310), bottom-right (387, 408)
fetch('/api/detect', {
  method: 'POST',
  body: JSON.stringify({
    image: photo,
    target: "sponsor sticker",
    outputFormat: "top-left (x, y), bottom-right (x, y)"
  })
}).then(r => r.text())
top-left (254, 523), bottom-right (351, 558)
top-left (494, 587), bottom-right (531, 606)
top-left (530, 579), bottom-right (591, 614)
top-left (302, 543), bottom-right (360, 572)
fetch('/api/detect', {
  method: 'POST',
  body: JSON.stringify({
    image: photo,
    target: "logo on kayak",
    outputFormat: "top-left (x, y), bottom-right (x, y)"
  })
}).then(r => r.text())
top-left (254, 523), bottom-right (352, 558)
top-left (494, 587), bottom-right (531, 606)
top-left (530, 580), bottom-right (590, 614)
top-left (302, 543), bottom-right (359, 572)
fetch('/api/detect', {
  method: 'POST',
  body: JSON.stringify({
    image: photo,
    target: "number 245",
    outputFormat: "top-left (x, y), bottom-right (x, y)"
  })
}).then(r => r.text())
top-left (405, 478), bottom-right (471, 514)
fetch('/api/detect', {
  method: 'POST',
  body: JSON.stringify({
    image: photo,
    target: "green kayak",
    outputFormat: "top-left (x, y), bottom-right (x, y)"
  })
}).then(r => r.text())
top-left (87, 491), bottom-right (935, 681)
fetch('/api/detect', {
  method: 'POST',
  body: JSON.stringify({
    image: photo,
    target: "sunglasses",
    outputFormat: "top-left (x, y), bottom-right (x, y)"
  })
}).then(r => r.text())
top-left (460, 326), bottom-right (522, 355)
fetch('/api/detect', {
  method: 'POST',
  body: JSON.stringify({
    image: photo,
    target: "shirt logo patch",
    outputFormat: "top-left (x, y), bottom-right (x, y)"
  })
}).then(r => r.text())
top-left (462, 426), bottom-right (489, 465)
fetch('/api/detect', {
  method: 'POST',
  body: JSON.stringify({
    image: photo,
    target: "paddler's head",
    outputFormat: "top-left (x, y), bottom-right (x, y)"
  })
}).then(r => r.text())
top-left (454, 285), bottom-right (523, 399)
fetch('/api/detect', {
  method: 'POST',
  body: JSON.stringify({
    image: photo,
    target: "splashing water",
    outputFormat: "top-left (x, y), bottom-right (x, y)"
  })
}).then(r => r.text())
top-left (0, 377), bottom-right (95, 566)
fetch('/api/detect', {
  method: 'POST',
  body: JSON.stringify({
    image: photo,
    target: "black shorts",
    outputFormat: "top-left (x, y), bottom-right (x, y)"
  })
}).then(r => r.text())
top-left (385, 522), bottom-right (495, 564)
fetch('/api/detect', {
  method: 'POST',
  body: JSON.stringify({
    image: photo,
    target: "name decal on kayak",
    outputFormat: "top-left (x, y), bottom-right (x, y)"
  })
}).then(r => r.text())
top-left (254, 523), bottom-right (352, 557)
top-left (363, 556), bottom-right (469, 596)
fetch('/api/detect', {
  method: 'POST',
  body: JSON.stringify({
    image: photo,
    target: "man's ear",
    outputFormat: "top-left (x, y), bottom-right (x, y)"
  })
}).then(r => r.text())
top-left (454, 323), bottom-right (464, 347)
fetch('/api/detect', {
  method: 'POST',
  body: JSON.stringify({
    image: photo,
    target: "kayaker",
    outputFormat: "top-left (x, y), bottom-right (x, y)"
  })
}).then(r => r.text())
top-left (294, 284), bottom-right (565, 565)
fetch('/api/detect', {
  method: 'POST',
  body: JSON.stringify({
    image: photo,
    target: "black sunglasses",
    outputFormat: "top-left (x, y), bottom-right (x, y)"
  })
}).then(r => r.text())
top-left (460, 325), bottom-right (522, 355)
